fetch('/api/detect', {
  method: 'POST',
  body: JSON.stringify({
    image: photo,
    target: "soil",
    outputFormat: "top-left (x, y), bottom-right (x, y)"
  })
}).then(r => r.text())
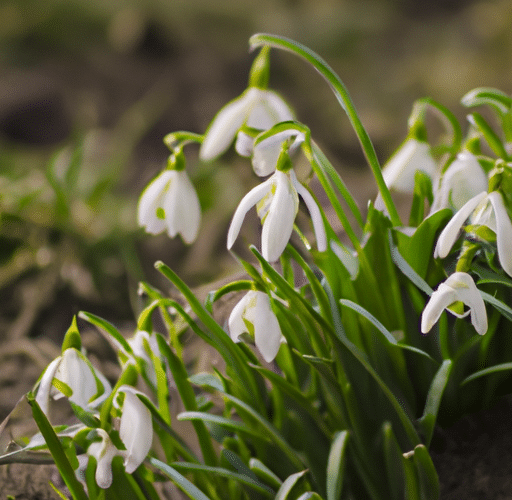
top-left (431, 396), bottom-right (512, 499)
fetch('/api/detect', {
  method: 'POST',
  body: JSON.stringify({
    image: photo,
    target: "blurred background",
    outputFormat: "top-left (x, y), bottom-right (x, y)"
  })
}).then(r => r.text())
top-left (1, 0), bottom-right (512, 349)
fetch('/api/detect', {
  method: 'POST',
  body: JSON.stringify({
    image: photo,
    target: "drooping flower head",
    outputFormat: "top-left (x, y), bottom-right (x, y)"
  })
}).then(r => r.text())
top-left (431, 151), bottom-right (488, 213)
top-left (381, 138), bottom-right (437, 193)
top-left (421, 272), bottom-right (487, 335)
top-left (35, 347), bottom-right (111, 417)
top-left (228, 290), bottom-right (283, 362)
top-left (434, 190), bottom-right (512, 277)
top-left (137, 151), bottom-right (201, 244)
top-left (77, 386), bottom-right (153, 489)
top-left (199, 48), bottom-right (294, 161)
top-left (227, 166), bottom-right (326, 262)
top-left (227, 129), bottom-right (325, 261)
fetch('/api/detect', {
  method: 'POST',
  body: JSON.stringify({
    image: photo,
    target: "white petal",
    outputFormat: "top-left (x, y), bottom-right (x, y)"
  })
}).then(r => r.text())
top-left (137, 171), bottom-right (173, 235)
top-left (421, 282), bottom-right (458, 333)
top-left (246, 90), bottom-right (294, 130)
top-left (382, 139), bottom-right (437, 193)
top-left (90, 438), bottom-right (118, 489)
top-left (252, 130), bottom-right (303, 177)
top-left (118, 389), bottom-right (153, 474)
top-left (292, 171), bottom-right (327, 252)
top-left (446, 272), bottom-right (488, 334)
top-left (421, 272), bottom-right (487, 334)
top-left (200, 89), bottom-right (258, 161)
top-left (253, 292), bottom-right (282, 362)
top-left (227, 178), bottom-right (273, 250)
top-left (57, 349), bottom-right (98, 409)
top-left (432, 152), bottom-right (488, 212)
top-left (235, 131), bottom-right (255, 157)
top-left (434, 191), bottom-right (487, 258)
top-left (489, 191), bottom-right (512, 277)
top-left (164, 170), bottom-right (201, 244)
top-left (35, 356), bottom-right (62, 416)
top-left (228, 292), bottom-right (254, 342)
top-left (261, 171), bottom-right (298, 262)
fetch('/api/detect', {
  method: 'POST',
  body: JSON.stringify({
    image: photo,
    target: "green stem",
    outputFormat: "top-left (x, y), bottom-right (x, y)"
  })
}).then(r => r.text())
top-left (249, 33), bottom-right (401, 226)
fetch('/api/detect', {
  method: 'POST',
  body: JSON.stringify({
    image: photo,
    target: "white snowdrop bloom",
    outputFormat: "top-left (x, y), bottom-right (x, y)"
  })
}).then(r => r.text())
top-left (252, 129), bottom-right (305, 177)
top-left (78, 387), bottom-right (153, 489)
top-left (434, 190), bottom-right (512, 277)
top-left (227, 169), bottom-right (326, 262)
top-left (382, 138), bottom-right (437, 193)
top-left (228, 290), bottom-right (283, 362)
top-left (431, 152), bottom-right (488, 213)
top-left (137, 169), bottom-right (201, 244)
top-left (35, 347), bottom-right (111, 416)
top-left (117, 387), bottom-right (153, 475)
top-left (421, 272), bottom-right (487, 335)
top-left (199, 87), bottom-right (294, 161)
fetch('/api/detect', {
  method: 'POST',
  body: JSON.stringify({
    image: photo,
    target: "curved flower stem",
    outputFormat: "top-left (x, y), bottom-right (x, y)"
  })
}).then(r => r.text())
top-left (249, 33), bottom-right (401, 227)
top-left (410, 97), bottom-right (462, 161)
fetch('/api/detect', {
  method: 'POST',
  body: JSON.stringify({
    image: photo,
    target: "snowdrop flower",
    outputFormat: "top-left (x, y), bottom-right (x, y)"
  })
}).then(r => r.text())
top-left (137, 167), bottom-right (201, 244)
top-left (227, 169), bottom-right (326, 262)
top-left (35, 347), bottom-right (111, 416)
top-left (431, 152), bottom-right (488, 213)
top-left (117, 387), bottom-right (153, 475)
top-left (127, 330), bottom-right (162, 390)
top-left (382, 138), bottom-right (437, 193)
top-left (199, 87), bottom-right (294, 161)
top-left (434, 190), bottom-right (512, 276)
top-left (78, 387), bottom-right (153, 489)
top-left (228, 290), bottom-right (283, 362)
top-left (421, 272), bottom-right (487, 335)
top-left (252, 128), bottom-right (305, 177)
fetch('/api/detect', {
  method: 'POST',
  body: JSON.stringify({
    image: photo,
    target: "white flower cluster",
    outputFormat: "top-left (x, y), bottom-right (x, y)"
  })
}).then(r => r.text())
top-left (35, 340), bottom-right (155, 489)
top-left (383, 137), bottom-right (512, 336)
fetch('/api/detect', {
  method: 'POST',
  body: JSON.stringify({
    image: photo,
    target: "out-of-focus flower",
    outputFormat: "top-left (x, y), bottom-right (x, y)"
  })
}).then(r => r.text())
top-left (228, 290), bottom-right (283, 362)
top-left (421, 272), bottom-right (487, 334)
top-left (434, 190), bottom-right (512, 276)
top-left (227, 169), bottom-right (326, 262)
top-left (127, 330), bottom-right (162, 390)
top-left (252, 129), bottom-right (305, 177)
top-left (382, 138), bottom-right (437, 193)
top-left (199, 87), bottom-right (294, 161)
top-left (431, 152), bottom-right (488, 212)
top-left (77, 387), bottom-right (153, 489)
top-left (137, 168), bottom-right (201, 244)
top-left (35, 347), bottom-right (111, 416)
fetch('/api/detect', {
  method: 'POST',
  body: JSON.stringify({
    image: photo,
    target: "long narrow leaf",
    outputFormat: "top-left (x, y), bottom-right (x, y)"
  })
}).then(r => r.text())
top-left (171, 462), bottom-right (275, 497)
top-left (418, 359), bottom-right (452, 447)
top-left (149, 458), bottom-right (212, 500)
top-left (222, 392), bottom-right (306, 470)
top-left (461, 362), bottom-right (512, 386)
top-left (27, 394), bottom-right (88, 500)
top-left (276, 470), bottom-right (309, 500)
top-left (156, 334), bottom-right (217, 466)
top-left (340, 299), bottom-right (436, 363)
top-left (326, 430), bottom-right (349, 500)
top-left (177, 411), bottom-right (266, 439)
